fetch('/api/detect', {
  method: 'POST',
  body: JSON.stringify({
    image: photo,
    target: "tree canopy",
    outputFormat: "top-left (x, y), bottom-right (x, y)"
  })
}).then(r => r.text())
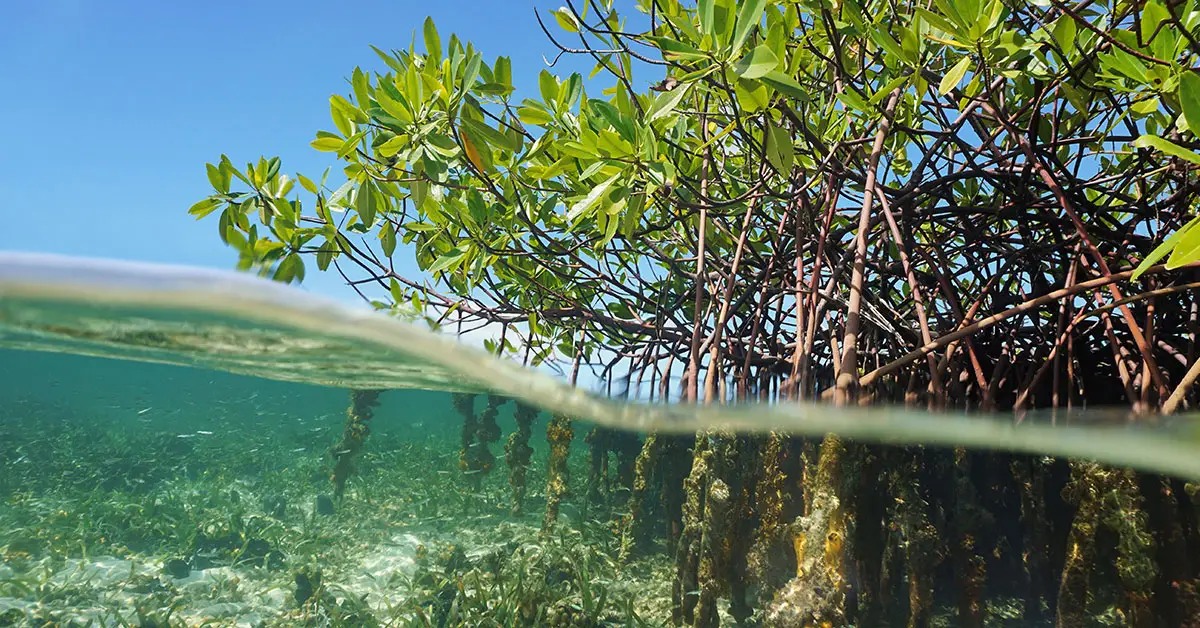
top-left (191, 0), bottom-right (1200, 411)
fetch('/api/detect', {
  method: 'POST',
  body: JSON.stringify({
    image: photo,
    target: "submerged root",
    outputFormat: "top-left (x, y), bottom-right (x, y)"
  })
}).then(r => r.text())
top-left (764, 433), bottom-right (849, 628)
top-left (620, 433), bottom-right (661, 563)
top-left (950, 448), bottom-right (988, 628)
top-left (505, 401), bottom-right (537, 516)
top-left (330, 389), bottom-right (382, 499)
top-left (542, 413), bottom-right (574, 532)
top-left (673, 432), bottom-right (710, 626)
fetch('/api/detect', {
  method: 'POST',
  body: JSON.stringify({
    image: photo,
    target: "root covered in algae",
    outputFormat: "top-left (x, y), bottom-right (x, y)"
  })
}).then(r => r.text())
top-left (949, 448), bottom-right (988, 628)
top-left (454, 392), bottom-right (502, 491)
top-left (673, 432), bottom-right (711, 626)
top-left (542, 412), bottom-right (574, 532)
top-left (620, 432), bottom-right (662, 562)
top-left (505, 401), bottom-right (537, 516)
top-left (764, 433), bottom-right (851, 628)
top-left (329, 389), bottom-right (382, 499)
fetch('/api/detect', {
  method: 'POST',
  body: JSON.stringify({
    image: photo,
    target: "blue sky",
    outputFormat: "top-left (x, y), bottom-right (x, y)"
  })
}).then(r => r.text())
top-left (0, 0), bottom-right (597, 304)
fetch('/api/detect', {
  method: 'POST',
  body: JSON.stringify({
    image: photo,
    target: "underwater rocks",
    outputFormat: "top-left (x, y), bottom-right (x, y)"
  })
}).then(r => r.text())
top-left (294, 567), bottom-right (320, 605)
top-left (163, 558), bottom-right (190, 579)
top-left (189, 532), bottom-right (284, 571)
top-left (262, 493), bottom-right (287, 518)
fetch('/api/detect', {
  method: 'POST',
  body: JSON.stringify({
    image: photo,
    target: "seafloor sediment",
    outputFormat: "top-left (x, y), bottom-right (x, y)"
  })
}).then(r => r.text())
top-left (0, 393), bottom-right (1179, 627)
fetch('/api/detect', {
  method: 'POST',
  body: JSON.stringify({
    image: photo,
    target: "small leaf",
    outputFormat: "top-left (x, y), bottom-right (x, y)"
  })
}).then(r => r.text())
top-left (1132, 215), bottom-right (1200, 280)
top-left (428, 243), bottom-right (470, 274)
top-left (647, 83), bottom-right (693, 121)
top-left (274, 253), bottom-right (305, 284)
top-left (188, 198), bottom-right (222, 219)
top-left (298, 173), bottom-right (320, 195)
top-left (552, 7), bottom-right (579, 33)
top-left (838, 89), bottom-right (870, 112)
top-left (311, 136), bottom-right (345, 152)
top-left (206, 163), bottom-right (230, 194)
top-left (765, 123), bottom-right (794, 175)
top-left (1140, 0), bottom-right (1170, 44)
top-left (735, 78), bottom-right (770, 112)
top-left (567, 172), bottom-right (620, 224)
top-left (939, 56), bottom-right (972, 95)
top-left (731, 0), bottom-right (767, 50)
top-left (698, 0), bottom-right (715, 36)
top-left (645, 36), bottom-right (709, 61)
top-left (518, 106), bottom-right (554, 126)
top-left (1134, 135), bottom-right (1200, 165)
top-left (1051, 16), bottom-right (1077, 52)
top-left (539, 70), bottom-right (560, 104)
top-left (459, 129), bottom-right (488, 172)
top-left (734, 44), bottom-right (779, 80)
top-left (356, 181), bottom-right (377, 228)
top-left (380, 224), bottom-right (397, 257)
top-left (759, 70), bottom-right (806, 100)
top-left (423, 16), bottom-right (441, 63)
top-left (1167, 217), bottom-right (1200, 269)
top-left (1179, 71), bottom-right (1200, 137)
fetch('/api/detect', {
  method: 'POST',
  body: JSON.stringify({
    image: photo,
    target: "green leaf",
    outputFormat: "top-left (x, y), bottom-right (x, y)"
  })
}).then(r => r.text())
top-left (423, 16), bottom-right (441, 63)
top-left (759, 70), bottom-right (806, 100)
top-left (552, 8), bottom-right (579, 33)
top-left (311, 136), bottom-right (345, 152)
top-left (1131, 96), bottom-right (1161, 116)
top-left (1051, 16), bottom-right (1077, 53)
top-left (274, 253), bottom-right (305, 284)
top-left (765, 123), bottom-right (794, 175)
top-left (369, 45), bottom-right (405, 73)
top-left (913, 7), bottom-right (958, 37)
top-left (377, 134), bottom-right (409, 158)
top-left (461, 115), bottom-right (522, 153)
top-left (644, 36), bottom-right (709, 62)
top-left (939, 56), bottom-right (972, 95)
top-left (1134, 135), bottom-right (1200, 165)
top-left (1179, 72), bottom-right (1200, 137)
top-left (1132, 215), bottom-right (1200, 279)
top-left (838, 88), bottom-right (869, 112)
top-left (734, 44), bottom-right (778, 80)
top-left (539, 70), bottom-right (559, 105)
top-left (698, 0), bottom-right (715, 37)
top-left (647, 83), bottom-right (693, 121)
top-left (1167, 216), bottom-right (1200, 269)
top-left (731, 0), bottom-right (766, 50)
top-left (461, 53), bottom-right (482, 91)
top-left (380, 224), bottom-right (397, 257)
top-left (428, 243), bottom-right (470, 274)
top-left (567, 172), bottom-right (620, 224)
top-left (518, 106), bottom-right (554, 126)
top-left (188, 198), bottom-right (222, 220)
top-left (389, 278), bottom-right (405, 304)
top-left (297, 174), bottom-right (320, 195)
top-left (735, 78), bottom-right (770, 112)
top-left (494, 56), bottom-right (512, 89)
top-left (206, 163), bottom-right (230, 194)
top-left (357, 181), bottom-right (378, 228)
top-left (870, 29), bottom-right (906, 64)
top-left (1140, 0), bottom-right (1170, 44)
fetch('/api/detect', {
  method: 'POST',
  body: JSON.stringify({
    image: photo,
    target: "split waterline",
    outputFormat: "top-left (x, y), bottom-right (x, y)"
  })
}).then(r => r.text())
top-left (2, 251), bottom-right (1198, 480)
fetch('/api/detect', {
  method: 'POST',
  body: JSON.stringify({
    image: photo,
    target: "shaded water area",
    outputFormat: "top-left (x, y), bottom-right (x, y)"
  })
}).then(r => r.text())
top-left (3, 254), bottom-right (1200, 626)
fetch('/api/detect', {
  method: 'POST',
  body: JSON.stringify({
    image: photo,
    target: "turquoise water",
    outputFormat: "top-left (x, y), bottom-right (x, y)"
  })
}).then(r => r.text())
top-left (2, 253), bottom-right (1200, 626)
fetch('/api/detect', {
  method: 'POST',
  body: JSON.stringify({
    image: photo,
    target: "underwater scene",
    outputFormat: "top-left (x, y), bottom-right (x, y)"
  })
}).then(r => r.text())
top-left (2, 255), bottom-right (1200, 628)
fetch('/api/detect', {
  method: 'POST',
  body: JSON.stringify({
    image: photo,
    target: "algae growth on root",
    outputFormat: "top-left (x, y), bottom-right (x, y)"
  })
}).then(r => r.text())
top-left (330, 388), bottom-right (383, 499)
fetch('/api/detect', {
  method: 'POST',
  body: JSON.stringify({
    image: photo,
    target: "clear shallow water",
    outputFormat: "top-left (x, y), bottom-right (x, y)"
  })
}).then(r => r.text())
top-left (2, 252), bottom-right (1200, 479)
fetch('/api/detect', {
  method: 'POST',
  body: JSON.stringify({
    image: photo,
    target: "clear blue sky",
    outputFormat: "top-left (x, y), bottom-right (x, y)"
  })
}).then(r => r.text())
top-left (0, 0), bottom-right (597, 304)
